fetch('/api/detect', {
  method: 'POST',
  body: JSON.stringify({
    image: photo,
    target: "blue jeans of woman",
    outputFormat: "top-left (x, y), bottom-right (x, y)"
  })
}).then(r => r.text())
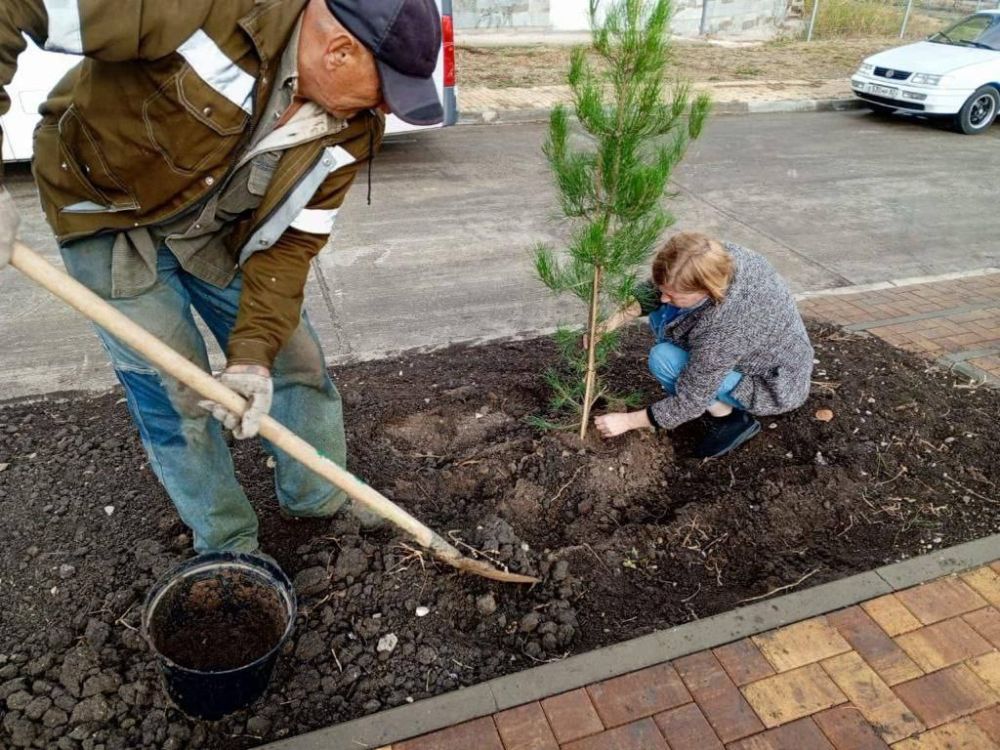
top-left (60, 236), bottom-right (347, 553)
top-left (647, 305), bottom-right (744, 408)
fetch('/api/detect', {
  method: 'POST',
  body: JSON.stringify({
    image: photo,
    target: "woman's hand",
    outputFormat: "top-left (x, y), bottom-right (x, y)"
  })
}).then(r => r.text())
top-left (594, 409), bottom-right (652, 438)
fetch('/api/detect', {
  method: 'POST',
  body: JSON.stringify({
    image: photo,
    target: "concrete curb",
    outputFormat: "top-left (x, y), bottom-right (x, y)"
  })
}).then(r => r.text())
top-left (260, 533), bottom-right (1000, 749)
top-left (457, 97), bottom-right (862, 126)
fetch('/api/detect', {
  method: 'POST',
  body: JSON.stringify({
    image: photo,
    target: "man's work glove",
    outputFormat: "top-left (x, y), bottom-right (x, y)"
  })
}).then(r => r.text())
top-left (199, 364), bottom-right (273, 439)
top-left (0, 188), bottom-right (21, 269)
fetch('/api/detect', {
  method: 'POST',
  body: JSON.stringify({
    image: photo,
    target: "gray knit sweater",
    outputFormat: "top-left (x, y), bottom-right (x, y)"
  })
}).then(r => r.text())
top-left (640, 243), bottom-right (814, 430)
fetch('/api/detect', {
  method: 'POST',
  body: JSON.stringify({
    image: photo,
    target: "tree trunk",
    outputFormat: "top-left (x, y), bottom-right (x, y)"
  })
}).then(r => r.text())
top-left (579, 265), bottom-right (603, 439)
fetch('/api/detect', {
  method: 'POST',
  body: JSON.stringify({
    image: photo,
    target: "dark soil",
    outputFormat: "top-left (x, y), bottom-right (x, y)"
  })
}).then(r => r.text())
top-left (0, 321), bottom-right (997, 749)
top-left (151, 573), bottom-right (288, 673)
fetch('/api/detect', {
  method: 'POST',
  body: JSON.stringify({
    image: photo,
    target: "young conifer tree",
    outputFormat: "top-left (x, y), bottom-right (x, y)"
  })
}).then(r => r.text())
top-left (534, 0), bottom-right (710, 439)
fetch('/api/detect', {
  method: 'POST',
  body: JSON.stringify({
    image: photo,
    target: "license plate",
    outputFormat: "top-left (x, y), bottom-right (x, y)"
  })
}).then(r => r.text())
top-left (869, 84), bottom-right (897, 98)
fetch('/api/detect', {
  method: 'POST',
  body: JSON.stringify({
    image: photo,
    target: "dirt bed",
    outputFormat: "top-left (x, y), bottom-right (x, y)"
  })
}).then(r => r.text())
top-left (0, 322), bottom-right (997, 749)
top-left (457, 39), bottom-right (895, 88)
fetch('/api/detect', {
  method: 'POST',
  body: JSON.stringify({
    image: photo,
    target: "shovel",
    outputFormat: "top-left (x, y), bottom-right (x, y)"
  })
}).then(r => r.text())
top-left (10, 241), bottom-right (537, 585)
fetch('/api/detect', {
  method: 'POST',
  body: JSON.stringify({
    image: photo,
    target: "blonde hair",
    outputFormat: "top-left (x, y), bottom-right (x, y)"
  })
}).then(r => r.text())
top-left (651, 232), bottom-right (733, 303)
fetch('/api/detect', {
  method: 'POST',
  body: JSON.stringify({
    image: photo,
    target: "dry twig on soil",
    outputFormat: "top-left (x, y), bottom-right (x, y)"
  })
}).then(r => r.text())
top-left (738, 567), bottom-right (821, 603)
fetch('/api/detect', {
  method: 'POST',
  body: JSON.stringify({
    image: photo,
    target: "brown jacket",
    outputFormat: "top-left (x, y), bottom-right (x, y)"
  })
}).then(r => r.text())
top-left (1, 0), bottom-right (384, 366)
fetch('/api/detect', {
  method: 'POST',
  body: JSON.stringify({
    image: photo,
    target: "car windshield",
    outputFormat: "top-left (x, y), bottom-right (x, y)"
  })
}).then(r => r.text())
top-left (929, 13), bottom-right (1000, 50)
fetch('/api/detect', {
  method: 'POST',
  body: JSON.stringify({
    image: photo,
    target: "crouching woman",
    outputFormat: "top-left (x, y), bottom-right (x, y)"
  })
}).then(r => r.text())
top-left (594, 232), bottom-right (814, 458)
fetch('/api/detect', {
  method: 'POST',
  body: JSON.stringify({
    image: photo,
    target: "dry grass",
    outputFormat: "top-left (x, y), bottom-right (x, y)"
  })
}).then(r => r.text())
top-left (802, 0), bottom-right (949, 39)
top-left (457, 38), bottom-right (904, 88)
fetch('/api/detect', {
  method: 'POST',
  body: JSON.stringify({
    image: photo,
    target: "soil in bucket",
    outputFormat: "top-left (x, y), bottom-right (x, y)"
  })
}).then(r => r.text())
top-left (151, 568), bottom-right (288, 672)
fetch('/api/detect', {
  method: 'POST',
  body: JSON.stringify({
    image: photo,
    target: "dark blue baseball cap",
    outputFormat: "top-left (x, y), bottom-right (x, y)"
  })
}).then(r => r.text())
top-left (325, 0), bottom-right (444, 126)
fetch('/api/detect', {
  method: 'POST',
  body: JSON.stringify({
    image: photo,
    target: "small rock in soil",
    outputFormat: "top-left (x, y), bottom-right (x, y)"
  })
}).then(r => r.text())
top-left (520, 612), bottom-right (541, 633)
top-left (84, 619), bottom-right (110, 651)
top-left (58, 564), bottom-right (76, 579)
top-left (70, 695), bottom-right (111, 724)
top-left (295, 631), bottom-right (326, 662)
top-left (293, 566), bottom-right (329, 596)
top-left (2, 712), bottom-right (36, 748)
top-left (416, 646), bottom-right (437, 665)
top-left (42, 707), bottom-right (69, 728)
top-left (376, 633), bottom-right (398, 654)
top-left (81, 672), bottom-right (120, 697)
top-left (24, 694), bottom-right (52, 720)
top-left (476, 593), bottom-right (497, 616)
top-left (247, 715), bottom-right (272, 736)
top-left (333, 548), bottom-right (369, 580)
top-left (6, 689), bottom-right (32, 710)
top-left (0, 677), bottom-right (27, 699)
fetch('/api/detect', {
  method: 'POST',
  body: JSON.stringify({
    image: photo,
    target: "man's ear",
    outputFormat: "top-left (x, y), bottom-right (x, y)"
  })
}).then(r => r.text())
top-left (323, 32), bottom-right (355, 71)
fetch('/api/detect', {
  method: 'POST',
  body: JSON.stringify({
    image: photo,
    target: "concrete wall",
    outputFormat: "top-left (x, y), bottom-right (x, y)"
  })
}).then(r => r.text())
top-left (455, 0), bottom-right (786, 37)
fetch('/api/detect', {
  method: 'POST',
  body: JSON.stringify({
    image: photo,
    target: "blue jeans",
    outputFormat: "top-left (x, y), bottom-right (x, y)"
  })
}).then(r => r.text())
top-left (60, 236), bottom-right (348, 553)
top-left (647, 306), bottom-right (744, 408)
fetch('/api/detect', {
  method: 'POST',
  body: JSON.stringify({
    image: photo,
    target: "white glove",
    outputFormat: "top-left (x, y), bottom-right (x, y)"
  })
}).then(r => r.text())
top-left (199, 365), bottom-right (273, 439)
top-left (0, 187), bottom-right (20, 269)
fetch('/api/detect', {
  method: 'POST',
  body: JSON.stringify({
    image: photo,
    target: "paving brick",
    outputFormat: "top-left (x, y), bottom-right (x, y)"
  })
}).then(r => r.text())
top-left (714, 639), bottom-right (776, 686)
top-left (895, 578), bottom-right (988, 625)
top-left (965, 608), bottom-right (1000, 648)
top-left (893, 664), bottom-right (997, 728)
top-left (674, 651), bottom-right (764, 742)
top-left (962, 567), bottom-right (1000, 608)
top-left (540, 689), bottom-right (604, 744)
top-left (974, 705), bottom-right (1000, 743)
top-left (825, 607), bottom-right (922, 685)
top-left (862, 595), bottom-right (922, 637)
top-left (895, 618), bottom-right (994, 672)
top-left (812, 706), bottom-right (889, 750)
top-left (394, 717), bottom-right (504, 750)
top-left (562, 718), bottom-right (668, 750)
top-left (586, 663), bottom-right (690, 728)
top-left (891, 718), bottom-right (1000, 750)
top-left (653, 702), bottom-right (723, 750)
top-left (753, 618), bottom-right (852, 673)
top-left (725, 718), bottom-right (834, 750)
top-left (967, 651), bottom-right (1000, 696)
top-left (494, 702), bottom-right (558, 750)
top-left (741, 664), bottom-right (846, 728)
top-left (820, 651), bottom-right (923, 744)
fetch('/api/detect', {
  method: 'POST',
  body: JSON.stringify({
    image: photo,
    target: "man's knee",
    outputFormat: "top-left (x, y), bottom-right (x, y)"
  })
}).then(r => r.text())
top-left (273, 322), bottom-right (329, 387)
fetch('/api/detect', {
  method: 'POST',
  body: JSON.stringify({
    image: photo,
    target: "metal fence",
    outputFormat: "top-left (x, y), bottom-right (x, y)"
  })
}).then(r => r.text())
top-left (802, 0), bottom-right (1000, 41)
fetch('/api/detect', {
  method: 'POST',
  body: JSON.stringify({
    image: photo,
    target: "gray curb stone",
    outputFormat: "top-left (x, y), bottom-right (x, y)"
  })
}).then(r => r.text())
top-left (457, 98), bottom-right (863, 126)
top-left (260, 533), bottom-right (1000, 749)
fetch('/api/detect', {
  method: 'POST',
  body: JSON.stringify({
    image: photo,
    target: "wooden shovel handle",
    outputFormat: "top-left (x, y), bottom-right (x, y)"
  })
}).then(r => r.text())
top-left (10, 242), bottom-right (537, 584)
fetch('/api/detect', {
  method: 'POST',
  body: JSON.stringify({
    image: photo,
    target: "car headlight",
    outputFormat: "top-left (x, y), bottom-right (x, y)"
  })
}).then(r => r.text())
top-left (858, 63), bottom-right (874, 74)
top-left (911, 73), bottom-right (942, 85)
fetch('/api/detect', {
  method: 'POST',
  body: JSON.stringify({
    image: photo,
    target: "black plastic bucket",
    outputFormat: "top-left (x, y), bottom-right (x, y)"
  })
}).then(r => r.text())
top-left (142, 552), bottom-right (296, 720)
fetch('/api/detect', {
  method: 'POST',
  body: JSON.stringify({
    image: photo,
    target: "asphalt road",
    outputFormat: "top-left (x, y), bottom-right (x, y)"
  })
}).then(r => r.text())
top-left (2, 110), bottom-right (998, 400)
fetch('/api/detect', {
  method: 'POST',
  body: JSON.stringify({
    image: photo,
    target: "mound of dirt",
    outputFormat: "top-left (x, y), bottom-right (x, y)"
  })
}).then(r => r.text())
top-left (0, 322), bottom-right (996, 748)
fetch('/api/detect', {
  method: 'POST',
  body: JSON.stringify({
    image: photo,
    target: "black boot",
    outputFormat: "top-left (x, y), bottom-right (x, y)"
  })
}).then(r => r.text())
top-left (694, 409), bottom-right (761, 459)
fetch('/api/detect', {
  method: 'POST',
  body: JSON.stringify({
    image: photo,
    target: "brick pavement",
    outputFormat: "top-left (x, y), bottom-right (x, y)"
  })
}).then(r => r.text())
top-left (380, 562), bottom-right (1000, 749)
top-left (797, 271), bottom-right (1000, 384)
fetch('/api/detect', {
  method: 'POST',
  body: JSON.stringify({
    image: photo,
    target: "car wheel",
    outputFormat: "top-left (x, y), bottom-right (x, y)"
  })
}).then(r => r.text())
top-left (955, 86), bottom-right (999, 135)
top-left (864, 102), bottom-right (896, 116)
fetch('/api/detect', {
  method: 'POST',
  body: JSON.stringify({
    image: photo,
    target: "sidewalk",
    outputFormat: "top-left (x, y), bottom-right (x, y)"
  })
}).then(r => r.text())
top-left (799, 269), bottom-right (1000, 384)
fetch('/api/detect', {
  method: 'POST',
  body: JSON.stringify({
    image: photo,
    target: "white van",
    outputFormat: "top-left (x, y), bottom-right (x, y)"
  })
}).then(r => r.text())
top-left (2, 3), bottom-right (457, 162)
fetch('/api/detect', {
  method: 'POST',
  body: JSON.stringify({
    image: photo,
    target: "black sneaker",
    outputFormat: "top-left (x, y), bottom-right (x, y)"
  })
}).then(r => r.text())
top-left (694, 410), bottom-right (761, 459)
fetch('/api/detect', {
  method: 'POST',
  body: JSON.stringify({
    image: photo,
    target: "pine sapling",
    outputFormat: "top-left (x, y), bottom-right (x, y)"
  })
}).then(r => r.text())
top-left (534, 0), bottom-right (710, 438)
